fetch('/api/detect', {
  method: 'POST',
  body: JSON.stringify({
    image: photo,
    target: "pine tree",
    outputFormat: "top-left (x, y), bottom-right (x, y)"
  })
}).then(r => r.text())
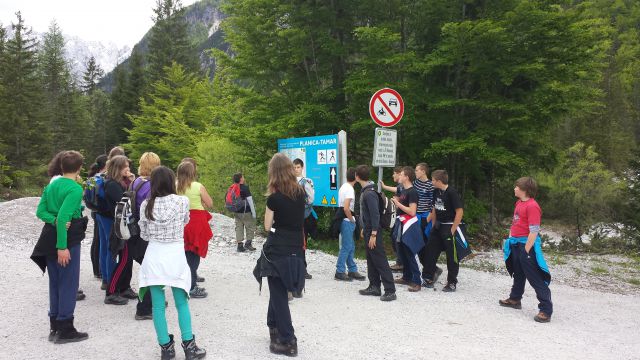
top-left (81, 56), bottom-right (104, 95)
top-left (0, 12), bottom-right (47, 171)
top-left (146, 0), bottom-right (198, 84)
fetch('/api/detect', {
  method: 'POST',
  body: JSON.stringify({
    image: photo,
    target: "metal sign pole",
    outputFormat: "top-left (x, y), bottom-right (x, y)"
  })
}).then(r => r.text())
top-left (378, 166), bottom-right (383, 192)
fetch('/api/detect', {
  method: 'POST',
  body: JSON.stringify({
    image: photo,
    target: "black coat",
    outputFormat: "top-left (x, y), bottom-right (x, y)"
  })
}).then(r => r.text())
top-left (31, 217), bottom-right (88, 273)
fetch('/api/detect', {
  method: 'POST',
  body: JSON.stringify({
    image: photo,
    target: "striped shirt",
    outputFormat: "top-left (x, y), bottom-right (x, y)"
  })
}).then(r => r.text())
top-left (414, 178), bottom-right (434, 214)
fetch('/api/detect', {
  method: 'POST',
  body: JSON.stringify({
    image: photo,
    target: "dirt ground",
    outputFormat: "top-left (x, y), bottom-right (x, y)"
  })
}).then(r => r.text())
top-left (1, 198), bottom-right (638, 360)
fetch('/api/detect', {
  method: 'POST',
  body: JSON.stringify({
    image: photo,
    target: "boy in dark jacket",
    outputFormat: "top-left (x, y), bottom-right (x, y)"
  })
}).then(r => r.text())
top-left (356, 165), bottom-right (396, 301)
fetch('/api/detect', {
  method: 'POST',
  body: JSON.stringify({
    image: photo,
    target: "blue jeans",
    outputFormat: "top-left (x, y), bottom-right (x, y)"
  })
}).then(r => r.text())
top-left (47, 244), bottom-right (81, 320)
top-left (336, 220), bottom-right (357, 273)
top-left (96, 214), bottom-right (116, 285)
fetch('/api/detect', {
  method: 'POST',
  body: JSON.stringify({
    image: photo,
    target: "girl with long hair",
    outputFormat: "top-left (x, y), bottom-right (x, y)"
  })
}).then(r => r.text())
top-left (176, 161), bottom-right (213, 299)
top-left (253, 153), bottom-right (306, 357)
top-left (138, 166), bottom-right (206, 359)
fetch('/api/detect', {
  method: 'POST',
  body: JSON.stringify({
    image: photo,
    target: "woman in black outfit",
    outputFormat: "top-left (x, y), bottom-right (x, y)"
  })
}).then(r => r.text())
top-left (254, 153), bottom-right (306, 357)
top-left (88, 155), bottom-right (108, 280)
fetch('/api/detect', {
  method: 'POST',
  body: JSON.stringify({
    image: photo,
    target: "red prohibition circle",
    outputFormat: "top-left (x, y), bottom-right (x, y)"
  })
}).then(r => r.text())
top-left (369, 88), bottom-right (404, 127)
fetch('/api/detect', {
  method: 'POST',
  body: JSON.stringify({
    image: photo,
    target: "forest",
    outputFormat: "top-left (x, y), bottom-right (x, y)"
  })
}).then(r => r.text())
top-left (0, 0), bottom-right (638, 251)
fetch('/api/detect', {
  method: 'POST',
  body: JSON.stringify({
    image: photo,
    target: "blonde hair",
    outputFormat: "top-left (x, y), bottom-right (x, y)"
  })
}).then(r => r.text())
top-left (267, 153), bottom-right (305, 199)
top-left (138, 152), bottom-right (161, 177)
top-left (105, 155), bottom-right (129, 182)
top-left (176, 161), bottom-right (197, 195)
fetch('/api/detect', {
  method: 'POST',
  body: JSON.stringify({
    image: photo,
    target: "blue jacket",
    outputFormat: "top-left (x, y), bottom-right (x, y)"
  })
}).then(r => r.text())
top-left (503, 236), bottom-right (551, 284)
top-left (393, 215), bottom-right (424, 254)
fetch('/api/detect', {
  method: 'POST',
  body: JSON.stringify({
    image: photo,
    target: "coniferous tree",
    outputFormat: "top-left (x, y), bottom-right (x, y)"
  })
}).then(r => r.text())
top-left (147, 0), bottom-right (198, 84)
top-left (82, 56), bottom-right (104, 95)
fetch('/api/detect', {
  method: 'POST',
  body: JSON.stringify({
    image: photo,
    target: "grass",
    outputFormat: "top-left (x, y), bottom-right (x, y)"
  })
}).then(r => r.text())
top-left (591, 266), bottom-right (610, 275)
top-left (628, 278), bottom-right (640, 286)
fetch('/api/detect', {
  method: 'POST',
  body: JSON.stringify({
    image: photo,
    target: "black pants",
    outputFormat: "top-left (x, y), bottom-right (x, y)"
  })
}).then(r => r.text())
top-left (134, 245), bottom-right (152, 316)
top-left (390, 224), bottom-right (402, 265)
top-left (185, 251), bottom-right (200, 291)
top-left (509, 243), bottom-right (553, 315)
top-left (90, 213), bottom-right (100, 277)
top-left (107, 242), bottom-right (133, 295)
top-left (267, 276), bottom-right (295, 343)
top-left (364, 230), bottom-right (395, 293)
top-left (424, 224), bottom-right (459, 284)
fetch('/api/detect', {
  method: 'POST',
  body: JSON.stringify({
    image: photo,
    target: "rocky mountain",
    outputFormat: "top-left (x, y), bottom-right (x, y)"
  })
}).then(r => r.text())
top-left (99, 0), bottom-right (228, 92)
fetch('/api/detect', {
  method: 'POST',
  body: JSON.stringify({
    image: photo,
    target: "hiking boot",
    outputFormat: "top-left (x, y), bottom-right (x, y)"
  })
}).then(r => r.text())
top-left (182, 335), bottom-right (207, 360)
top-left (380, 291), bottom-right (397, 302)
top-left (348, 271), bottom-right (366, 281)
top-left (237, 243), bottom-right (246, 252)
top-left (54, 317), bottom-right (88, 344)
top-left (244, 243), bottom-right (257, 251)
top-left (334, 272), bottom-right (352, 282)
top-left (498, 298), bottom-right (522, 310)
top-left (48, 316), bottom-right (57, 342)
top-left (120, 287), bottom-right (138, 299)
top-left (270, 337), bottom-right (298, 357)
top-left (408, 283), bottom-right (421, 292)
top-left (104, 294), bottom-right (129, 305)
top-left (390, 263), bottom-right (403, 272)
top-left (160, 334), bottom-right (176, 360)
top-left (394, 277), bottom-right (410, 286)
top-left (304, 271), bottom-right (312, 280)
top-left (135, 313), bottom-right (153, 320)
top-left (442, 282), bottom-right (457, 292)
top-left (534, 312), bottom-right (551, 323)
top-left (76, 291), bottom-right (86, 301)
top-left (196, 276), bottom-right (205, 283)
top-left (269, 328), bottom-right (279, 344)
top-left (189, 287), bottom-right (208, 299)
top-left (359, 286), bottom-right (382, 296)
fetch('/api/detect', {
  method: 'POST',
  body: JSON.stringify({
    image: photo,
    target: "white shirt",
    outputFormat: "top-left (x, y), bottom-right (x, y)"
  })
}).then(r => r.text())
top-left (338, 182), bottom-right (355, 221)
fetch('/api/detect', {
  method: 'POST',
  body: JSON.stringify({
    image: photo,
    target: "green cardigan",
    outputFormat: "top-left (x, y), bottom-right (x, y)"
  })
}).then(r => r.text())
top-left (36, 177), bottom-right (84, 249)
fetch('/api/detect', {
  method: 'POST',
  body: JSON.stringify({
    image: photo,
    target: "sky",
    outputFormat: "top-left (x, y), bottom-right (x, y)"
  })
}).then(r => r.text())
top-left (0, 0), bottom-right (198, 48)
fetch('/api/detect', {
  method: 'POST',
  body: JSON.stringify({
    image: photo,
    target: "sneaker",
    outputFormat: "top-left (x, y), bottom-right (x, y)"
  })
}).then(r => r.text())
top-left (498, 298), bottom-right (522, 309)
top-left (348, 271), bottom-right (366, 281)
top-left (196, 276), bottom-right (205, 283)
top-left (237, 243), bottom-right (246, 252)
top-left (534, 312), bottom-right (551, 323)
top-left (422, 278), bottom-right (435, 288)
top-left (389, 263), bottom-right (404, 272)
top-left (408, 283), bottom-right (421, 292)
top-left (334, 272), bottom-right (353, 281)
top-left (394, 277), bottom-right (410, 286)
top-left (442, 282), bottom-right (456, 292)
top-left (120, 288), bottom-right (138, 300)
top-left (359, 286), bottom-right (382, 296)
top-left (304, 271), bottom-right (312, 280)
top-left (189, 287), bottom-right (208, 299)
top-left (104, 294), bottom-right (129, 305)
top-left (135, 313), bottom-right (153, 321)
top-left (244, 243), bottom-right (257, 251)
top-left (292, 291), bottom-right (303, 299)
top-left (380, 291), bottom-right (397, 302)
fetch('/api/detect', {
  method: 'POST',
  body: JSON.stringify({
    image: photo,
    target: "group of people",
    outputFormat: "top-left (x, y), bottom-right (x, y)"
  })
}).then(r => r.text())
top-left (31, 147), bottom-right (554, 359)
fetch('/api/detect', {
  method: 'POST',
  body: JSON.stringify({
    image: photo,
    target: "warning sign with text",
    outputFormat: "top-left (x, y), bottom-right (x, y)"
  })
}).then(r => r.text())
top-left (372, 128), bottom-right (397, 167)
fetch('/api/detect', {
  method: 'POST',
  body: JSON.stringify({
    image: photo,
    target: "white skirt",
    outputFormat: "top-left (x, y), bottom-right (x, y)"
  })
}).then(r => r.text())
top-left (139, 241), bottom-right (191, 295)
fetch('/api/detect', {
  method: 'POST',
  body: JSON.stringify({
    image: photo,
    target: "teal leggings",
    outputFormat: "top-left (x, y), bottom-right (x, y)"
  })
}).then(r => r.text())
top-left (149, 286), bottom-right (193, 345)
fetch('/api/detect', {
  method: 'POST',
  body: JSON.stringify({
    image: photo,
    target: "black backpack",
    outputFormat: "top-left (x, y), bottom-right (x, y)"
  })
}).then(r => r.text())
top-left (365, 187), bottom-right (396, 229)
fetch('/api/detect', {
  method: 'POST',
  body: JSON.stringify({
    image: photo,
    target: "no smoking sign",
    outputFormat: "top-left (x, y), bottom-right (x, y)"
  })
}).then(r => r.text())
top-left (369, 88), bottom-right (404, 127)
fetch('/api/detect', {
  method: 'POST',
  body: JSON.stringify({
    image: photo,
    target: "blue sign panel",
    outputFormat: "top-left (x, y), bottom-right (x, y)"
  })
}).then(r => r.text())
top-left (278, 134), bottom-right (340, 207)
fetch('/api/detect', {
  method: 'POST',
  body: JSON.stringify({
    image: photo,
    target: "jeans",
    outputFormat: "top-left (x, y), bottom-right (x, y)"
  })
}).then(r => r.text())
top-left (336, 220), bottom-right (357, 273)
top-left (96, 214), bottom-right (116, 285)
top-left (47, 244), bottom-right (81, 321)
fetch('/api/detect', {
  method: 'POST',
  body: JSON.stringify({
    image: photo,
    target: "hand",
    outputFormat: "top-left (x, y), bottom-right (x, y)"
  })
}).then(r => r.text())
top-left (379, 180), bottom-right (385, 187)
top-left (57, 249), bottom-right (71, 267)
top-left (525, 242), bottom-right (533, 254)
top-left (66, 222), bottom-right (71, 230)
top-left (450, 227), bottom-right (457, 236)
top-left (391, 197), bottom-right (399, 206)
top-left (368, 234), bottom-right (377, 249)
top-left (360, 229), bottom-right (364, 240)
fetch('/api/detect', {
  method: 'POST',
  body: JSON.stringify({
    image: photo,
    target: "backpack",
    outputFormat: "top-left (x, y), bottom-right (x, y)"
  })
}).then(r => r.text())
top-left (225, 183), bottom-right (247, 212)
top-left (114, 179), bottom-right (147, 240)
top-left (298, 177), bottom-right (314, 218)
top-left (83, 174), bottom-right (107, 212)
top-left (366, 187), bottom-right (396, 229)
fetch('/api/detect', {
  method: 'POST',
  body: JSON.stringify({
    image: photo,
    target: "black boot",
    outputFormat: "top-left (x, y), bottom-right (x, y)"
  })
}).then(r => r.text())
top-left (269, 337), bottom-right (298, 357)
top-left (269, 327), bottom-right (279, 344)
top-left (160, 334), bottom-right (176, 360)
top-left (54, 317), bottom-right (88, 344)
top-left (182, 335), bottom-right (206, 360)
top-left (48, 316), bottom-right (57, 342)
top-left (237, 243), bottom-right (246, 252)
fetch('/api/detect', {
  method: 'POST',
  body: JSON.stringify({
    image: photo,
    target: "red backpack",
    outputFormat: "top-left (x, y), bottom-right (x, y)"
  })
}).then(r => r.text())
top-left (225, 183), bottom-right (247, 212)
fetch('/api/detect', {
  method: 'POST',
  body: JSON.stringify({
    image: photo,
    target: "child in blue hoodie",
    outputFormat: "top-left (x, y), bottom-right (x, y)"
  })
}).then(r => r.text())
top-left (500, 177), bottom-right (553, 323)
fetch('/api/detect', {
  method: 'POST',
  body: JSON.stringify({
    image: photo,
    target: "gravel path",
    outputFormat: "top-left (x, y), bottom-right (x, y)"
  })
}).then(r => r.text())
top-left (1, 198), bottom-right (639, 360)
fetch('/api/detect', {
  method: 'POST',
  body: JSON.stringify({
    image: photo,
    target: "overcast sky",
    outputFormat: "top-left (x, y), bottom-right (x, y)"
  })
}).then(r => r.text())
top-left (0, 0), bottom-right (198, 48)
